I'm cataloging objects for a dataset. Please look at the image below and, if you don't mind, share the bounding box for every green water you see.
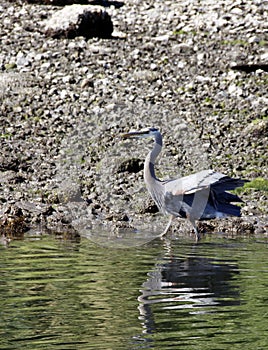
[0,233,267,350]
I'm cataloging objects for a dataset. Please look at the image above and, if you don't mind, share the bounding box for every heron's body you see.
[122,128,247,240]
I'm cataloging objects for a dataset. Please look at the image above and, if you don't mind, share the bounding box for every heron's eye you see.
[149,127,159,133]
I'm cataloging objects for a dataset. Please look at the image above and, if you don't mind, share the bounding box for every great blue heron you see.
[122,127,247,241]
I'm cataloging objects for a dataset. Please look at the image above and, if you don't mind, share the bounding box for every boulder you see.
[44,4,113,39]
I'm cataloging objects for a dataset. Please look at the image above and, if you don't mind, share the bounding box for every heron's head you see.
[121,127,160,139]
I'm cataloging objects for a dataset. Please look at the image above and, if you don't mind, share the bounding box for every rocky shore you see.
[0,0,267,241]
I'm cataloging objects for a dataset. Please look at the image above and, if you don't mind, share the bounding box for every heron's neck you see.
[144,132,162,183]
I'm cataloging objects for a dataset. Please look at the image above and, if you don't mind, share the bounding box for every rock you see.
[138,198,159,215]
[44,4,113,39]
[117,158,144,174]
[25,1,91,6]
[172,43,194,55]
[231,64,268,73]
[0,204,28,238]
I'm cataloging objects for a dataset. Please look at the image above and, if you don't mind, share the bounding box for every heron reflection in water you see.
[122,127,247,240]
[137,253,240,337]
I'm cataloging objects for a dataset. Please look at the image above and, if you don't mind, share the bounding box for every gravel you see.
[0,0,267,240]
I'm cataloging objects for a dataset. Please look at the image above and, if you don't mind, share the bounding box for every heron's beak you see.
[121,130,148,139]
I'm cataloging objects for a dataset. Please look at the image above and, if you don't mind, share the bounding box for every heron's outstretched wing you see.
[163,170,247,220]
[163,170,224,195]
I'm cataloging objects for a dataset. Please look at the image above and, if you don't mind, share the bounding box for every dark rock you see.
[89,0,124,8]
[138,199,159,214]
[0,204,28,238]
[231,64,268,73]
[117,158,144,173]
[25,0,89,5]
[0,155,20,172]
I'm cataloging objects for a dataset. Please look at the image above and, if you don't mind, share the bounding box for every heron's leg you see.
[160,215,174,237]
[189,219,201,242]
